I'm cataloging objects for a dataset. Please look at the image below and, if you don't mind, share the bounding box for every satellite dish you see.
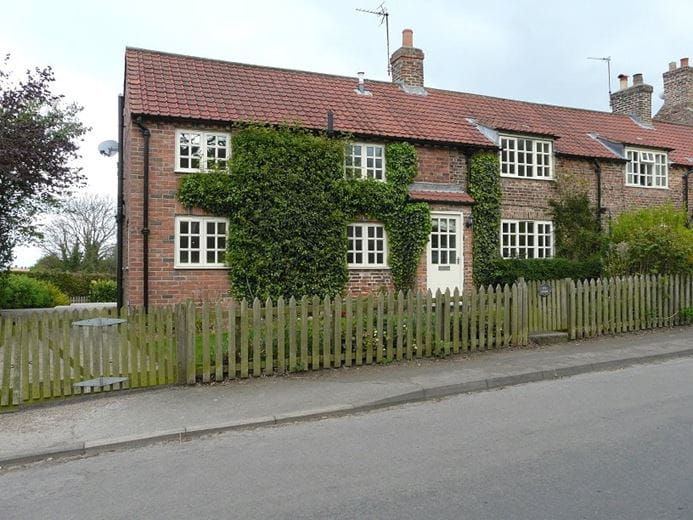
[98,140,119,157]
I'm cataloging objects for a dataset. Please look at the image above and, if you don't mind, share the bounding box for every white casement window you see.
[345,143,385,180]
[625,148,668,188]
[175,216,229,268]
[176,130,230,172]
[347,223,387,268]
[500,135,553,179]
[501,220,554,259]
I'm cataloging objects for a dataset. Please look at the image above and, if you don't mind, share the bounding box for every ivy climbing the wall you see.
[178,126,430,300]
[467,152,501,286]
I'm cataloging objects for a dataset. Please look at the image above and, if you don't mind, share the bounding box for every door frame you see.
[426,210,464,292]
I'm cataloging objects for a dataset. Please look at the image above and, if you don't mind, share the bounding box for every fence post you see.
[566,278,576,340]
[175,303,190,385]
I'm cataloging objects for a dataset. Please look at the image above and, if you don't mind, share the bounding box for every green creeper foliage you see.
[178,127,430,300]
[467,152,501,286]
[549,190,605,260]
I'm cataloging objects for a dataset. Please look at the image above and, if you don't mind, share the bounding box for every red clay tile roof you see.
[409,190,474,204]
[125,48,693,166]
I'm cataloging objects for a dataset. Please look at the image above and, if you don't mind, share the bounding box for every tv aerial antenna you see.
[356,3,391,76]
[587,56,612,105]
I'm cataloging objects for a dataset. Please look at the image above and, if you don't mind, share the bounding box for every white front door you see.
[427,212,464,293]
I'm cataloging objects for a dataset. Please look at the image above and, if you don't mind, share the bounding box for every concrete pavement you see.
[0,326,691,467]
[3,356,693,519]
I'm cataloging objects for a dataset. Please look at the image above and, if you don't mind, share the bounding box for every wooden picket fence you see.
[0,306,178,410]
[184,283,529,383]
[567,274,692,339]
[1,274,691,409]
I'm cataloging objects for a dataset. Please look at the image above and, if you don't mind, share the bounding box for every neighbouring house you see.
[118,29,693,307]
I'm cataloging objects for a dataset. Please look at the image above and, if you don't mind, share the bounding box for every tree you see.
[0,55,88,272]
[37,194,117,273]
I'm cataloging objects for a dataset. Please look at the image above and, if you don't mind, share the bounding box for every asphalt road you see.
[2,357,693,520]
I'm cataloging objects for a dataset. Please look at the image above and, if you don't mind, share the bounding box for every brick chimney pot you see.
[402,28,413,47]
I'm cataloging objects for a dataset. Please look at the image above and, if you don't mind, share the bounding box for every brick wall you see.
[123,122,475,304]
[122,117,690,305]
[500,156,689,223]
[414,144,467,188]
[122,117,231,306]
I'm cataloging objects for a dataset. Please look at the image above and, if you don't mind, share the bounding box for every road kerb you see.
[1,346,692,469]
[185,416,276,437]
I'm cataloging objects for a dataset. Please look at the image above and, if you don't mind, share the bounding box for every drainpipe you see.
[134,116,151,311]
[684,168,692,226]
[592,159,603,230]
[116,95,125,309]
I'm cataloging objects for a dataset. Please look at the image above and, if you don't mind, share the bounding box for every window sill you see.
[348,266,390,271]
[501,257,554,261]
[345,176,387,183]
[625,184,669,190]
[174,265,230,270]
[500,174,555,182]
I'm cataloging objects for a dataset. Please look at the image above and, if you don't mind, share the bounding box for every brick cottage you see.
[118,29,693,307]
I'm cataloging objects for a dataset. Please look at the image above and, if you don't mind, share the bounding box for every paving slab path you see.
[0,326,691,466]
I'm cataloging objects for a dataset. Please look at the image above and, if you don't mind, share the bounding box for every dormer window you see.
[176,130,230,172]
[345,143,385,180]
[499,135,553,179]
[625,148,668,188]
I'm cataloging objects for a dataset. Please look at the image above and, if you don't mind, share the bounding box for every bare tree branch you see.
[39,194,116,272]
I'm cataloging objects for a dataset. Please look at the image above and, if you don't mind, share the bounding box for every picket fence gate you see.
[1,274,691,409]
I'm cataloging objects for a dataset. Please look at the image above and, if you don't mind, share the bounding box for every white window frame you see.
[625,147,668,189]
[345,143,386,181]
[175,129,231,173]
[499,134,554,180]
[347,223,388,269]
[500,219,554,259]
[174,216,229,269]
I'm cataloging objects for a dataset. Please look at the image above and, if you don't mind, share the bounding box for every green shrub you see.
[605,204,693,276]
[89,279,117,302]
[46,283,70,306]
[488,257,603,286]
[19,270,115,297]
[0,274,69,309]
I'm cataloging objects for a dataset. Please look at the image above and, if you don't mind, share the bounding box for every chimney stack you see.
[390,28,425,88]
[655,57,693,126]
[611,72,653,125]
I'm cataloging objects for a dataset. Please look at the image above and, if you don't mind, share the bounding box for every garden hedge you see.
[17,270,115,297]
[0,274,69,309]
[488,257,603,286]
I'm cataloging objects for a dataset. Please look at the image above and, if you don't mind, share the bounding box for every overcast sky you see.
[3,0,692,266]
